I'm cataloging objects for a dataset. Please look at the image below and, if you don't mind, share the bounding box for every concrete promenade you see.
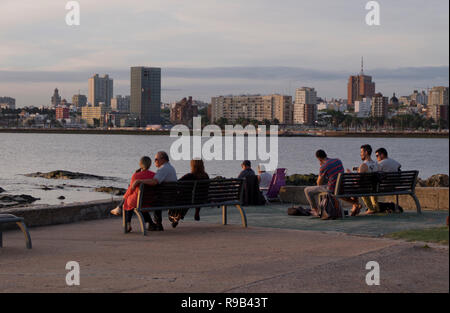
[1,216,448,293]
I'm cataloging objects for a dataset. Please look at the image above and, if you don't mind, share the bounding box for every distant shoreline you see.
[0,128,448,138]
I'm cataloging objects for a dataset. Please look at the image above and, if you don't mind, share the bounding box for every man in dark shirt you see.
[238,160,256,179]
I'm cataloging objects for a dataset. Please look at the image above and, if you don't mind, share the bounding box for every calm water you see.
[0,133,448,207]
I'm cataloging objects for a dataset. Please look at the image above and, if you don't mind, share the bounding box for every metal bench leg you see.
[410,193,422,214]
[134,209,147,236]
[16,222,32,249]
[222,205,227,225]
[235,205,248,228]
[0,231,3,248]
[122,208,127,234]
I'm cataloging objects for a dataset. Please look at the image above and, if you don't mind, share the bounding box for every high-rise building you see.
[88,74,113,107]
[130,67,161,126]
[56,106,70,120]
[0,96,16,110]
[371,93,388,118]
[428,86,449,122]
[293,87,317,125]
[347,58,376,106]
[170,96,198,127]
[355,98,372,118]
[51,88,61,107]
[111,95,131,113]
[72,94,87,108]
[410,90,428,106]
[210,94,292,124]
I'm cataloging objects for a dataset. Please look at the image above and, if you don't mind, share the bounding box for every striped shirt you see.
[319,158,344,192]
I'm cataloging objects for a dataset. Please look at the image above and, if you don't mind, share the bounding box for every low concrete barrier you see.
[280,186,449,211]
[1,199,121,228]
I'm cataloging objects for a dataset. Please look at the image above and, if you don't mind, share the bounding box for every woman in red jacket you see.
[111,156,155,232]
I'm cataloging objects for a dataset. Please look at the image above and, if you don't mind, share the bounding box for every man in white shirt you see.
[257,164,272,191]
[375,148,402,172]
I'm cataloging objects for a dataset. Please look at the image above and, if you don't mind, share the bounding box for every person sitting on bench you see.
[110,156,155,233]
[168,159,210,228]
[349,145,380,216]
[133,151,177,231]
[304,150,345,217]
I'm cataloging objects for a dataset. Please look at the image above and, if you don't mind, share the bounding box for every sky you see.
[0,0,448,107]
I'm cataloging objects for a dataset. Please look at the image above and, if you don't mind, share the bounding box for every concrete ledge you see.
[280,186,449,211]
[0,199,121,228]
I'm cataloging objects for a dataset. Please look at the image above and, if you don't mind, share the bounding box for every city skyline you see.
[0,0,448,107]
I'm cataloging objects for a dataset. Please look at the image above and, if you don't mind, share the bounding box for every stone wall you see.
[279,186,449,211]
[1,199,121,229]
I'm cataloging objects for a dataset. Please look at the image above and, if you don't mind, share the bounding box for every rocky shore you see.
[25,170,116,181]
[94,186,126,196]
[0,194,40,208]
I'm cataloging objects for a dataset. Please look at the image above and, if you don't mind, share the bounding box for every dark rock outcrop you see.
[286,174,319,186]
[25,170,112,180]
[0,187,5,193]
[94,186,126,196]
[0,194,40,208]
[417,174,449,187]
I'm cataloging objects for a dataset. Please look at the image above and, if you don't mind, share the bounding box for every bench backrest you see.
[138,179,244,209]
[334,170,419,197]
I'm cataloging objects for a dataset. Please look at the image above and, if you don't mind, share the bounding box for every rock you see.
[0,187,5,193]
[25,170,113,181]
[41,185,53,191]
[0,194,40,208]
[58,196,66,200]
[94,186,126,196]
[417,174,449,187]
[286,174,319,186]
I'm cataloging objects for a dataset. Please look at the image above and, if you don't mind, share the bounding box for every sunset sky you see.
[0,0,448,107]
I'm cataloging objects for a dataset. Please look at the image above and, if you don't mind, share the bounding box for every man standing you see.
[375,148,401,172]
[133,151,177,231]
[304,150,344,217]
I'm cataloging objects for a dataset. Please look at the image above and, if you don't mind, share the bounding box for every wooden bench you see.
[328,170,421,216]
[0,214,32,249]
[123,178,247,235]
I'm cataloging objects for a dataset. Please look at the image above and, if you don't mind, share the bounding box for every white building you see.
[355,97,372,118]
[293,87,317,125]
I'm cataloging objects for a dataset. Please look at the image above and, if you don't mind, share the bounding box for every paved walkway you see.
[198,204,448,237]
[0,216,448,293]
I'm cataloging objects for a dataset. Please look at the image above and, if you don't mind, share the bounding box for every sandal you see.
[351,204,362,216]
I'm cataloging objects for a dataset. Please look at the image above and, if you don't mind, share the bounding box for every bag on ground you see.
[319,193,342,219]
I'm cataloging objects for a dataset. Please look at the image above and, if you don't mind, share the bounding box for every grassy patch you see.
[387,227,449,245]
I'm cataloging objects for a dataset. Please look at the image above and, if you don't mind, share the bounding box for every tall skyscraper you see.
[293,87,317,125]
[130,67,161,126]
[51,88,61,107]
[88,74,113,107]
[347,58,376,106]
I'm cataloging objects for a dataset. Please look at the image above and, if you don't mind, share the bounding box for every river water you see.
[0,133,448,207]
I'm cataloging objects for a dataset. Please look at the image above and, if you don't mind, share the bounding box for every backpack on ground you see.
[319,193,342,219]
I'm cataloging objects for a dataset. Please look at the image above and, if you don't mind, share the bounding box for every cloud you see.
[0,66,447,83]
